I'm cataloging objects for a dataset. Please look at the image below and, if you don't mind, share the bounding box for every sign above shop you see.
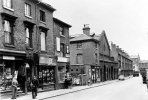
[39,57,56,65]
[3,56,15,60]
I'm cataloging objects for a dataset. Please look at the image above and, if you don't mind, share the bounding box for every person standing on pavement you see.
[11,76,18,99]
[31,76,39,99]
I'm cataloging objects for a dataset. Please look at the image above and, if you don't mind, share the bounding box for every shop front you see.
[38,56,56,90]
[91,66,100,83]
[0,50,26,92]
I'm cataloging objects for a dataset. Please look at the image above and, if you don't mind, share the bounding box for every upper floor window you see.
[77,42,82,49]
[56,37,60,51]
[25,27,32,48]
[25,3,31,17]
[40,10,45,22]
[76,54,83,64]
[3,0,12,9]
[95,42,97,49]
[40,31,46,51]
[60,27,64,36]
[60,43,65,57]
[95,53,98,63]
[4,20,14,45]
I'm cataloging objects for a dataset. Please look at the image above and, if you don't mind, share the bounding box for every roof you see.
[70,34,100,42]
[53,18,72,27]
[37,0,56,12]
[139,60,148,63]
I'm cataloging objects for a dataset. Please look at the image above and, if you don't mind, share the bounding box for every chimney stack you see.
[83,24,90,36]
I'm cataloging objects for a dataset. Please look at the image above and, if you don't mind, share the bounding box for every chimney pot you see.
[83,24,90,36]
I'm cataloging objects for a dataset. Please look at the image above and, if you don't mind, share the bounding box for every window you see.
[25,3,31,17]
[95,53,98,63]
[60,43,65,57]
[25,27,32,48]
[95,42,97,49]
[40,10,45,22]
[60,27,64,36]
[40,31,46,51]
[77,42,82,49]
[3,0,12,9]
[76,54,83,64]
[4,20,14,44]
[56,37,60,51]
[66,45,69,53]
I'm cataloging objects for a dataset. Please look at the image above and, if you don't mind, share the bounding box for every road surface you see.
[44,76,148,100]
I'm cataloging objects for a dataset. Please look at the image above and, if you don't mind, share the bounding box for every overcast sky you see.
[43,0,148,60]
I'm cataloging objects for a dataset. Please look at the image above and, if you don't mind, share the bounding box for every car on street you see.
[118,75,124,80]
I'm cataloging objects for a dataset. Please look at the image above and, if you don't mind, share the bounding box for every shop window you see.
[4,20,14,45]
[3,0,13,9]
[40,10,45,22]
[25,3,31,17]
[38,68,54,85]
[58,66,65,83]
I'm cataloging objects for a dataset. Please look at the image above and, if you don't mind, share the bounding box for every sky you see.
[43,0,148,60]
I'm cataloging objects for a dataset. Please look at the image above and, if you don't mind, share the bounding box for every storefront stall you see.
[0,50,26,92]
[38,56,56,90]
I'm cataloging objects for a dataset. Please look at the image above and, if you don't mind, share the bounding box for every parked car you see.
[118,75,124,80]
[133,71,139,77]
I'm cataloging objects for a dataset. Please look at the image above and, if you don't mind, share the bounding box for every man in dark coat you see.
[31,76,39,99]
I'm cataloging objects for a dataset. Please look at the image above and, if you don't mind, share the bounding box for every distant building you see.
[139,60,148,70]
[111,43,133,76]
[130,55,140,71]
[70,25,118,85]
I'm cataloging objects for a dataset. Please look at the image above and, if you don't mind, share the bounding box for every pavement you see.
[1,76,132,100]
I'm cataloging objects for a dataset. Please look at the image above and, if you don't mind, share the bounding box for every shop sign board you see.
[39,57,56,65]
[3,56,15,60]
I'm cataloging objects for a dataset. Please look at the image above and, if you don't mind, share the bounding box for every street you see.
[1,76,148,100]
[43,76,148,100]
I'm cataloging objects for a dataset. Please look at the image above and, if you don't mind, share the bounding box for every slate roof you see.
[70,33,101,42]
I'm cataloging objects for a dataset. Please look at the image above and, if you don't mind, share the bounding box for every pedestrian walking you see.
[31,76,39,99]
[11,76,18,99]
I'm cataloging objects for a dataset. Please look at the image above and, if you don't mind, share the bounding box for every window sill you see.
[3,6,14,12]
[25,15,32,19]
[40,21,46,24]
[4,43,15,48]
[26,47,33,50]
[76,48,82,50]
[60,35,65,38]
[41,50,47,53]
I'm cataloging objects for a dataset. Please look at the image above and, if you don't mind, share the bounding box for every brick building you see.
[111,43,133,77]
[0,0,70,92]
[130,55,140,72]
[139,60,148,72]
[53,17,71,88]
[70,25,118,85]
